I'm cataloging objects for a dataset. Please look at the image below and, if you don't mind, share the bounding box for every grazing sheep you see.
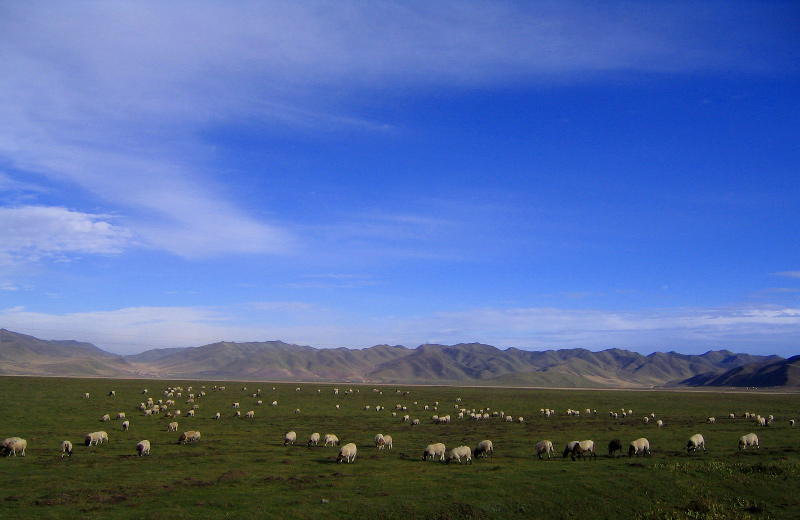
[628,438,650,457]
[423,443,447,461]
[402,414,410,422]
[738,433,759,450]
[246,411,255,418]
[758,417,767,427]
[337,443,357,464]
[643,417,649,425]
[116,412,126,420]
[791,419,796,427]
[571,440,596,461]
[82,392,90,399]
[213,413,220,420]
[168,422,179,432]
[375,434,385,448]
[284,431,297,446]
[271,401,278,406]
[61,440,73,458]
[535,440,555,460]
[323,434,340,447]
[505,416,513,422]
[608,439,623,457]
[84,432,106,446]
[562,441,579,458]
[178,431,201,444]
[474,439,493,459]
[136,440,150,456]
[234,411,241,417]
[411,419,420,426]
[122,420,130,431]
[686,434,706,453]
[446,445,472,465]
[109,391,115,396]
[379,435,393,450]
[101,414,110,422]
[3,438,27,457]
[308,432,320,446]
[656,420,664,428]
[729,413,735,419]
[707,417,716,424]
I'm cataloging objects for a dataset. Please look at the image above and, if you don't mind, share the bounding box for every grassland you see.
[1,376,799,520]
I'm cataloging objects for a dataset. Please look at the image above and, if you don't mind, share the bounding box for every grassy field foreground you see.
[1,376,799,519]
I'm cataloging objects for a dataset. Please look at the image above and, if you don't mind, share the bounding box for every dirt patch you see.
[218,469,248,482]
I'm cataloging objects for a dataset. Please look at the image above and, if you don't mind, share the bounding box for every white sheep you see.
[284,431,297,446]
[686,434,706,453]
[571,440,596,461]
[82,392,90,399]
[402,414,410,422]
[738,433,759,450]
[116,412,126,420]
[271,401,278,406]
[535,440,555,460]
[234,411,241,417]
[61,440,73,458]
[707,417,716,424]
[213,412,221,420]
[446,445,472,464]
[2,437,27,457]
[232,402,240,408]
[246,411,255,418]
[178,430,201,444]
[375,434,385,448]
[168,422,179,432]
[308,432,320,446]
[411,419,420,426]
[656,419,664,428]
[758,417,767,427]
[791,419,796,427]
[474,439,493,459]
[628,438,650,457]
[643,417,650,424]
[84,431,107,446]
[122,420,130,431]
[422,443,446,461]
[337,443,357,463]
[324,434,340,447]
[101,414,110,422]
[379,435,393,450]
[187,410,195,417]
[136,440,151,456]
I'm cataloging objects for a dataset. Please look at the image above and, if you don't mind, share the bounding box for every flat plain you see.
[1,376,799,520]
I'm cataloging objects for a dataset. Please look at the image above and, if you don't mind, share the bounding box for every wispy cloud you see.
[0,206,131,266]
[1,2,795,261]
[775,271,800,279]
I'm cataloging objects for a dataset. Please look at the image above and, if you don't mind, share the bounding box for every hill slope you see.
[0,329,791,387]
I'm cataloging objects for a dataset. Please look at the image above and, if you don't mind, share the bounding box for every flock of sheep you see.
[1,384,795,466]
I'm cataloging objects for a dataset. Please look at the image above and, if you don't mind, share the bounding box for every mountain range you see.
[0,328,796,388]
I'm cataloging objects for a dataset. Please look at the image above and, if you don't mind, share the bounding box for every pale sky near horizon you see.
[1,1,799,356]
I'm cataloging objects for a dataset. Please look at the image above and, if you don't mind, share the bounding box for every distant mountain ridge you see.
[0,328,793,388]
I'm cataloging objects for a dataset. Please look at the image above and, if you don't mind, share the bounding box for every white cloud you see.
[775,271,800,279]
[0,206,131,266]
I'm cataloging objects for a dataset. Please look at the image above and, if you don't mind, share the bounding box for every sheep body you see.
[308,432,320,446]
[738,433,759,450]
[323,434,340,446]
[178,430,201,444]
[687,434,706,453]
[337,443,357,463]
[422,443,446,461]
[535,440,554,459]
[2,437,26,457]
[284,431,297,446]
[474,439,493,459]
[446,445,472,464]
[167,422,179,432]
[136,440,150,456]
[628,438,650,457]
[61,440,73,458]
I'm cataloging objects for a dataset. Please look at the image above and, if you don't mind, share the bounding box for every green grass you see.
[1,376,799,519]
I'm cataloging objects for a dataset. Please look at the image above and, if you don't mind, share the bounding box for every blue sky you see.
[1,1,799,356]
